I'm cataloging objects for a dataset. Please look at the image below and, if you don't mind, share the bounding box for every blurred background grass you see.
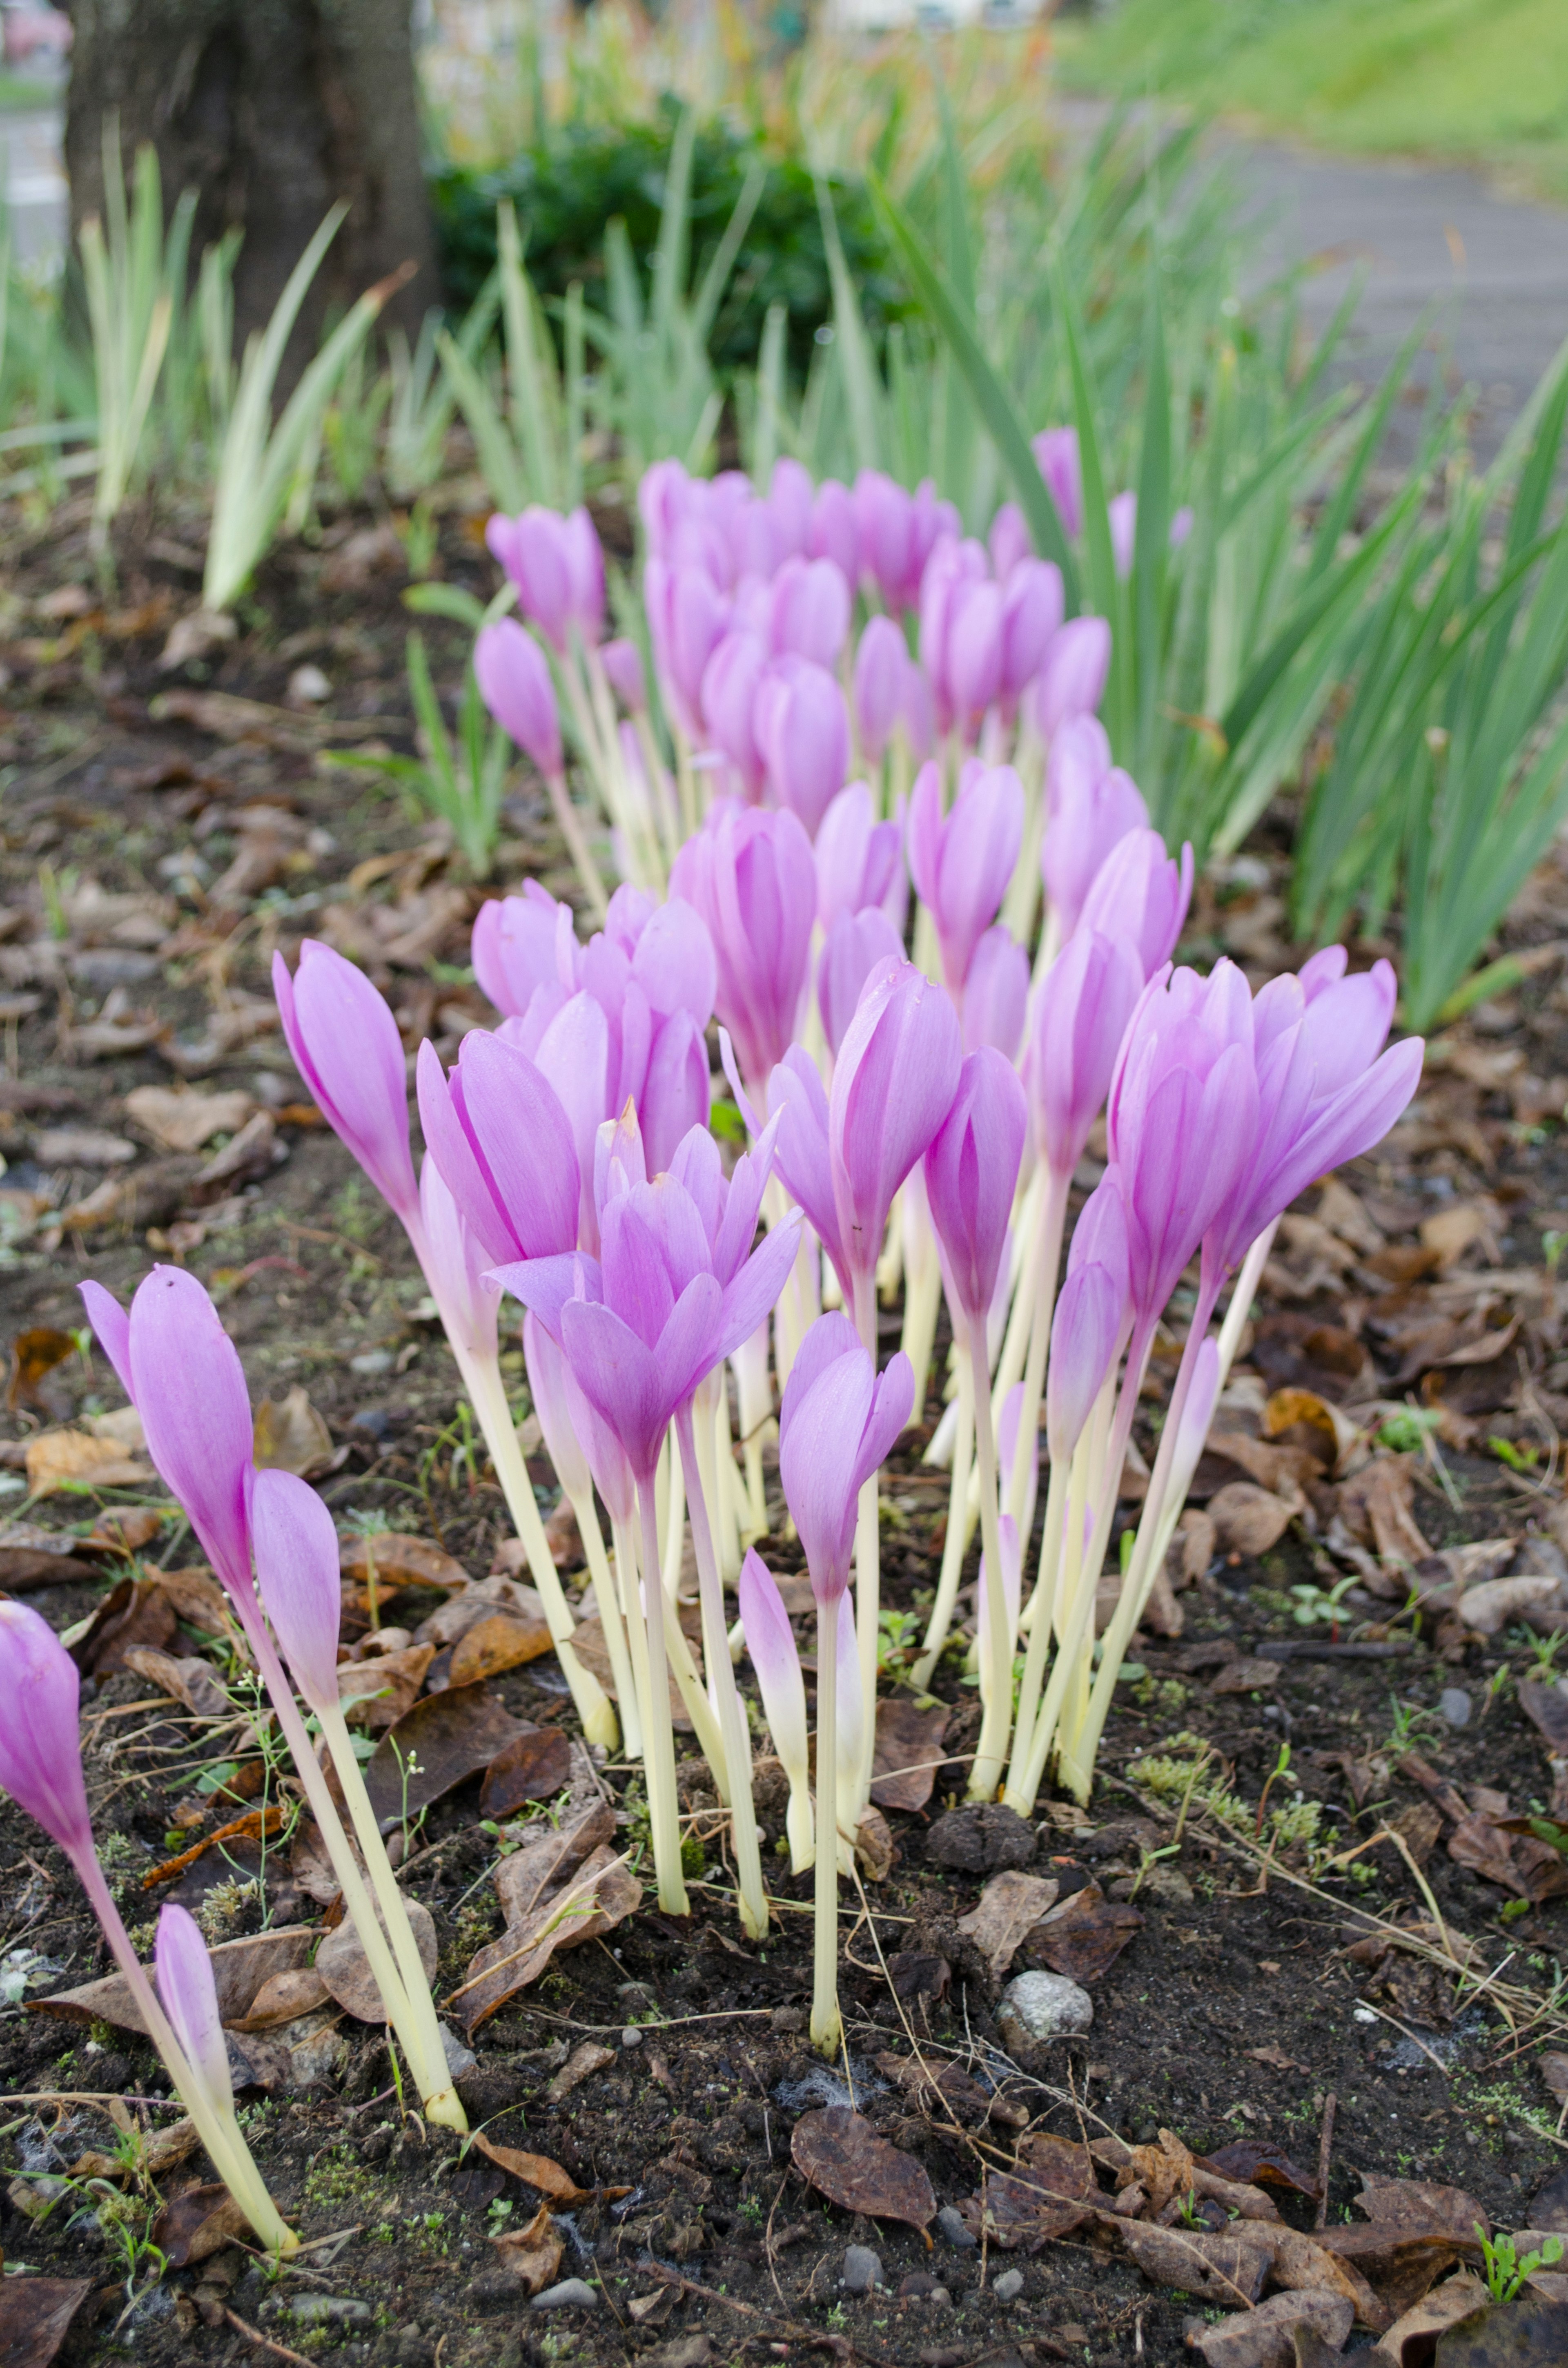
[1054,0,1568,203]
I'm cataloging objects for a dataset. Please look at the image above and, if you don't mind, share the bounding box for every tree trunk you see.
[64,0,436,363]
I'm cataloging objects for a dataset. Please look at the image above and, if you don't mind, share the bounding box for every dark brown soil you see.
[2,491,1568,2368]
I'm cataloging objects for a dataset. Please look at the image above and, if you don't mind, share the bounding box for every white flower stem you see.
[810,1594,842,2058]
[676,1403,768,1939]
[911,1352,973,1690]
[574,1486,641,1760]
[1001,1164,1070,1531]
[637,1478,690,1917]
[967,1326,1014,1801]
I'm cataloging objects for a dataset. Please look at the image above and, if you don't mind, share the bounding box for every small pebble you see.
[998,1969,1094,2042]
[936,2204,978,2250]
[993,2267,1025,2303]
[290,2298,372,2327]
[841,2245,882,2294]
[439,2021,477,2080]
[898,2272,938,2299]
[1439,1687,1472,1728]
[621,2025,643,2049]
[531,2279,599,2311]
[927,2285,953,2307]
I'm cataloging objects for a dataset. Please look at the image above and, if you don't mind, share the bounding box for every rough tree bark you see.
[64,0,436,357]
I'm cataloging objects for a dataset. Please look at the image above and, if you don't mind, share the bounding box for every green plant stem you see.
[811,1592,842,2058]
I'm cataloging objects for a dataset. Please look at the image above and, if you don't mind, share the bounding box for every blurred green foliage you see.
[430,105,910,382]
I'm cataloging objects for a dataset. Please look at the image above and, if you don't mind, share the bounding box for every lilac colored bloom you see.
[766,457,815,559]
[1107,961,1260,1322]
[1046,1260,1126,1462]
[1040,720,1148,939]
[701,629,768,799]
[1203,956,1422,1280]
[601,637,646,713]
[918,537,989,734]
[945,578,1004,738]
[769,556,851,670]
[1034,615,1112,739]
[777,1312,913,1601]
[155,1904,233,2109]
[908,480,963,601]
[853,615,910,767]
[1000,559,1064,709]
[831,958,963,1294]
[907,759,1025,994]
[80,1265,254,1599]
[738,1547,811,1860]
[1171,1334,1221,1485]
[1066,1169,1131,1289]
[645,558,729,739]
[526,1310,635,1529]
[419,1155,500,1369]
[754,657,851,838]
[641,1008,710,1172]
[471,881,576,1022]
[811,478,859,582]
[670,803,816,1094]
[475,617,562,775]
[250,1467,341,1716]
[853,470,915,608]
[486,505,604,650]
[273,940,420,1230]
[923,1048,1028,1331]
[416,1031,581,1268]
[763,1047,854,1295]
[0,1598,93,1859]
[961,923,1029,1060]
[1077,826,1194,977]
[1109,491,1138,580]
[814,780,907,934]
[819,907,904,1059]
[989,502,1031,584]
[1032,426,1083,541]
[1029,925,1145,1179]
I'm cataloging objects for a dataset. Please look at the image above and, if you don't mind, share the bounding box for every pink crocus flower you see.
[819,907,904,1059]
[474,617,562,775]
[754,657,851,839]
[922,1048,1028,1339]
[1032,426,1083,540]
[1028,925,1145,1182]
[486,505,605,650]
[814,780,907,936]
[768,555,851,670]
[670,803,816,1097]
[416,1031,581,1267]
[1040,718,1149,939]
[908,758,1025,995]
[1034,614,1112,739]
[778,1313,913,1603]
[273,939,420,1232]
[1077,825,1194,977]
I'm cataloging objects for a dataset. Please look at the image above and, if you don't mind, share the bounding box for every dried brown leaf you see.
[957,1871,1060,1977]
[0,2274,97,2367]
[120,1646,232,1720]
[25,1426,151,1496]
[869,1696,951,1811]
[1200,2143,1321,2199]
[478,1725,573,1818]
[790,2106,935,2229]
[1208,1483,1300,1557]
[1211,1656,1286,1696]
[1027,1878,1143,1981]
[252,1385,336,1479]
[337,1641,434,1732]
[152,2181,254,2268]
[447,1603,553,1686]
[1367,2271,1491,2368]
[123,1085,256,1153]
[490,2201,564,2295]
[470,2131,592,2205]
[1187,2291,1354,2368]
[1116,2219,1272,2306]
[315,1895,438,2024]
[362,1682,526,1826]
[34,1927,311,2032]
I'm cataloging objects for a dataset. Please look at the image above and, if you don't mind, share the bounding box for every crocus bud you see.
[1040,719,1147,940]
[811,478,859,583]
[475,617,562,775]
[472,882,577,1022]
[601,638,646,712]
[853,470,914,608]
[1034,614,1111,740]
[767,457,816,559]
[739,1548,813,1871]
[1046,1261,1125,1462]
[778,1313,913,1601]
[815,779,907,935]
[922,1047,1028,1333]
[525,1308,593,1507]
[988,502,1031,584]
[1032,426,1082,540]
[1109,491,1138,581]
[701,629,768,798]
[670,804,816,1095]
[769,555,851,670]
[907,759,1025,994]
[755,658,851,839]
[250,1466,343,1715]
[918,536,988,731]
[646,560,729,739]
[853,615,908,767]
[156,1904,234,2113]
[416,1032,580,1269]
[486,506,604,650]
[945,579,1004,738]
[642,1009,710,1173]
[962,923,1029,1060]
[819,907,904,1059]
[829,957,962,1293]
[1030,925,1145,1178]
[273,941,420,1229]
[0,1599,93,1861]
[1077,826,1193,978]
[1000,558,1064,707]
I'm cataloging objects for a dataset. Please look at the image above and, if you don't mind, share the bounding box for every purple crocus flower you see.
[1000,559,1064,711]
[474,617,562,776]
[601,636,646,712]
[907,759,1025,995]
[471,881,577,1021]
[829,957,964,1306]
[918,536,990,734]
[1077,826,1194,976]
[760,1047,854,1296]
[1046,1258,1128,1464]
[670,803,816,1096]
[1109,491,1138,581]
[273,941,420,1231]
[0,1598,94,1860]
[1107,961,1261,1323]
[853,614,911,767]
[778,1313,913,1601]
[155,1904,234,2108]
[961,923,1029,1060]
[1034,615,1111,739]
[486,505,605,650]
[819,907,904,1059]
[701,629,768,798]
[811,478,859,582]
[1032,426,1082,540]
[945,578,1005,739]
[645,557,730,740]
[922,1048,1028,1336]
[754,657,851,838]
[249,1466,343,1716]
[1040,720,1149,939]
[814,780,907,935]
[738,1547,813,1868]
[1028,925,1145,1180]
[768,555,851,670]
[853,471,915,608]
[416,1031,581,1267]
[989,502,1031,584]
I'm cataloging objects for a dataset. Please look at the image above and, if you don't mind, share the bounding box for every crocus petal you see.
[155,1904,234,2111]
[779,1346,875,1601]
[525,1310,593,1505]
[739,1549,808,1785]
[419,1155,500,1368]
[1047,1263,1124,1460]
[250,1467,342,1714]
[922,1048,1028,1328]
[80,1278,132,1399]
[0,1599,93,1859]
[127,1266,255,1600]
[273,942,419,1226]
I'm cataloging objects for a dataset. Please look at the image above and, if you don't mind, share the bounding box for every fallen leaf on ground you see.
[84,1507,164,1555]
[490,2201,563,2295]
[1201,2141,1321,2199]
[25,1426,151,1496]
[874,2051,1028,2131]
[570,1609,694,1725]
[1245,2045,1311,2076]
[123,1084,256,1153]
[0,1534,97,1588]
[1187,2290,1355,2368]
[315,1895,438,2024]
[546,2040,616,2103]
[34,1927,311,2031]
[152,2181,255,2268]
[1540,2054,1568,2107]
[0,2274,96,2367]
[252,1385,336,1478]
[479,1724,574,1816]
[790,2106,935,2229]
[362,1682,526,1826]
[452,1841,639,2031]
[1116,2220,1271,2307]
[71,2117,199,2181]
[957,1871,1061,1976]
[337,1641,434,1732]
[1519,1679,1568,1753]
[1312,2228,1471,2317]
[447,1603,553,1686]
[1208,1482,1301,1556]
[7,1325,78,1413]
[228,1967,332,2030]
[854,1802,896,1880]
[121,1646,232,1720]
[69,1574,178,1676]
[1356,2172,1490,2244]
[1268,2226,1388,2329]
[868,1696,951,1811]
[340,1530,469,1602]
[1458,1576,1561,1635]
[1368,2270,1490,2368]
[1447,1813,1524,1895]
[956,2165,1094,2251]
[1027,1877,1143,1981]
[1339,1457,1431,1568]
[1429,2296,1568,2366]
[142,1808,285,1889]
[226,2013,349,2096]
[471,2131,594,2204]
[1212,1656,1286,1696]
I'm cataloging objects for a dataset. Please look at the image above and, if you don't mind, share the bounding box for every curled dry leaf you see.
[853,1803,896,1881]
[1367,2271,1491,2368]
[143,1806,285,1889]
[336,1641,435,1731]
[1027,1879,1143,1982]
[1262,1385,1363,1476]
[470,2131,595,2205]
[1339,1457,1431,1569]
[153,2180,256,2268]
[1211,1657,1286,1697]
[1117,2221,1272,2308]
[479,1724,574,1817]
[546,2040,617,2103]
[71,2116,198,2181]
[789,2106,935,2230]
[1207,1483,1300,1557]
[7,1325,78,1413]
[25,1425,151,1496]
[1187,2290,1354,2368]
[447,1603,553,1687]
[340,1530,469,1599]
[363,1682,526,1827]
[123,1084,256,1153]
[34,1926,311,2033]
[316,1894,438,2025]
[0,2274,96,2368]
[226,2012,348,2096]
[1518,1679,1568,1753]
[1201,2141,1321,2199]
[252,1385,337,1479]
[121,1646,233,1721]
[1355,2171,1490,2244]
[1424,2296,1568,2368]
[1446,1813,1524,1895]
[957,1870,1060,1977]
[228,1967,332,2030]
[868,1696,951,1812]
[1457,1576,1561,1635]
[453,1842,639,2032]
[491,2201,564,2296]
[68,1575,178,1677]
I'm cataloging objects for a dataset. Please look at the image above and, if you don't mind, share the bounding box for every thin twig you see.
[1314,2092,1336,2230]
[223,2308,316,2368]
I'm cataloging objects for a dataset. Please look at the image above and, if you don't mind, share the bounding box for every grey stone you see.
[927,2285,953,2307]
[439,2020,477,2080]
[841,2245,882,2294]
[998,1970,1094,2042]
[531,2278,599,2311]
[1439,1687,1472,1728]
[621,2025,644,2049]
[289,2297,373,2327]
[993,2267,1025,2303]
[936,2204,978,2250]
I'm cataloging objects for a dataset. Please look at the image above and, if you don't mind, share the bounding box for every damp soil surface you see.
[2,491,1568,2367]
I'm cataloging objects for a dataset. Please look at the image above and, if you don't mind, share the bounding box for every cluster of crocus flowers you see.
[105,435,1425,2065]
[0,1599,296,2250]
